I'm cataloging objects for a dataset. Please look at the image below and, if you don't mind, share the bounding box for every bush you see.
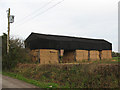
[13,64,119,88]
[2,33,32,70]
[112,52,120,57]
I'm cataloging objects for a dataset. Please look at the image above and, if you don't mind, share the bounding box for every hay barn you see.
[25,32,112,64]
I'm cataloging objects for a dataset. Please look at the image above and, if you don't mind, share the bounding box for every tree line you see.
[112,52,120,57]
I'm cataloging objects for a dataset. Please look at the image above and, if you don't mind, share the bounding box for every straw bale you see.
[40,49,59,64]
[101,50,112,60]
[90,50,99,61]
[30,49,39,62]
[60,49,64,56]
[76,50,88,62]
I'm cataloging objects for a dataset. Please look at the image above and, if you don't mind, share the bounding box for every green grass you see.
[79,57,120,64]
[112,57,120,62]
[2,72,60,88]
[75,57,119,64]
[92,60,118,64]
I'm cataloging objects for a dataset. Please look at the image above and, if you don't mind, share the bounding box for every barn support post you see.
[74,50,76,62]
[38,49,40,63]
[99,50,102,60]
[88,50,90,61]
[58,49,61,63]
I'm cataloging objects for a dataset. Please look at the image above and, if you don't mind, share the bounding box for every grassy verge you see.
[2,58,119,88]
[3,63,119,88]
[2,71,60,88]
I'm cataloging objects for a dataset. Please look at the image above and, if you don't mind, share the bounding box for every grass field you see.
[112,57,120,61]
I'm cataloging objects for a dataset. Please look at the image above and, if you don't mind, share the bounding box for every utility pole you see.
[7,8,14,54]
[7,8,10,54]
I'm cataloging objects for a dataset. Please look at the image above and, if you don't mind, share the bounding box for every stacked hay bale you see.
[62,50,75,63]
[107,50,112,59]
[76,50,88,62]
[60,49,64,56]
[40,49,59,64]
[90,50,99,61]
[101,50,112,60]
[30,49,39,62]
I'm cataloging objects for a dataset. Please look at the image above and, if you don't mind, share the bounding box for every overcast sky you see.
[0,0,119,52]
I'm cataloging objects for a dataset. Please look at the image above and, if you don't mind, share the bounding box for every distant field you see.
[91,57,119,64]
[112,57,119,61]
[73,57,119,64]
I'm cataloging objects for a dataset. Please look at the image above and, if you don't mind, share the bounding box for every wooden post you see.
[7,8,10,54]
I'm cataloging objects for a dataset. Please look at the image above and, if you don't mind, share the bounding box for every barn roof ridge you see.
[30,32,107,42]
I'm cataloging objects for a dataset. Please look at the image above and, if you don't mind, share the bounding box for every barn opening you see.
[61,50,76,63]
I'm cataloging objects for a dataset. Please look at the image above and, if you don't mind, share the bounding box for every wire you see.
[18,0,54,22]
[13,0,55,28]
[13,0,64,29]
[27,0,64,21]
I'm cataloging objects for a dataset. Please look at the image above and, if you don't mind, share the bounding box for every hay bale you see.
[101,50,112,60]
[76,50,88,62]
[90,50,99,61]
[40,49,59,64]
[30,49,39,62]
[60,49,64,56]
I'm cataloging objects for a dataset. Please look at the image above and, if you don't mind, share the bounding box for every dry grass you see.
[10,62,119,88]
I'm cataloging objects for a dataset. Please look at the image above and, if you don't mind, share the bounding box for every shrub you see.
[2,33,32,70]
[13,64,119,88]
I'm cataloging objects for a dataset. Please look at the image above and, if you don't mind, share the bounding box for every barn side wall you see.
[90,50,100,61]
[101,50,112,60]
[40,49,59,64]
[76,50,88,62]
